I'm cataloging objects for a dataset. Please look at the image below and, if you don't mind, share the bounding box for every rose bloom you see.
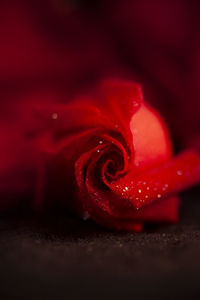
[1,79,200,231]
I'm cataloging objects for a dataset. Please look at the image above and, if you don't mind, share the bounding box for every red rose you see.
[24,79,199,232]
[1,79,200,231]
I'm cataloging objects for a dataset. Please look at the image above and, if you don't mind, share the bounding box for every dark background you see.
[0,189,200,300]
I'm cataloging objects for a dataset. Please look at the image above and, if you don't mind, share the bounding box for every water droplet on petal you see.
[133,102,139,107]
[138,189,142,193]
[157,194,161,198]
[52,113,58,119]
[177,170,183,176]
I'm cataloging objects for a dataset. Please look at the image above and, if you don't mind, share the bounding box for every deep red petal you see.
[110,150,200,209]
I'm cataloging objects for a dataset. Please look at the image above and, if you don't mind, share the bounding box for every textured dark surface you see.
[0,189,200,300]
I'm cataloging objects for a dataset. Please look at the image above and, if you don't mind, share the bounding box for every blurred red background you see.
[1,0,200,149]
[0,0,200,204]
